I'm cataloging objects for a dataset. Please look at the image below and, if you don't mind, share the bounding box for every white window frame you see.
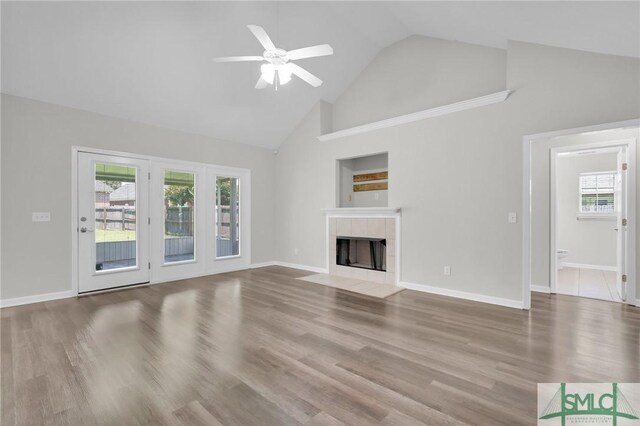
[577,171,616,219]
[150,161,205,284]
[205,167,251,273]
[214,175,242,260]
[161,167,198,266]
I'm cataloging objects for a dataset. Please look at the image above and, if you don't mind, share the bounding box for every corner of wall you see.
[319,100,333,135]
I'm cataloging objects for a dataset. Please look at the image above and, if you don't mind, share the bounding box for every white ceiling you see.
[2,2,639,149]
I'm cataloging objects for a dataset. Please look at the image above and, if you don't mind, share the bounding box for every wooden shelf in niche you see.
[354,182,388,192]
[353,170,388,192]
[353,171,388,182]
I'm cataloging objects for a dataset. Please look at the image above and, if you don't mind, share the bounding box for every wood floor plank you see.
[1,266,638,425]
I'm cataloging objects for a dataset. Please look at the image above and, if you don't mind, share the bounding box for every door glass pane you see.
[94,163,137,271]
[216,177,240,257]
[164,170,195,263]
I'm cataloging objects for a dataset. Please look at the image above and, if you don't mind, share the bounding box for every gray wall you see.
[557,153,617,267]
[332,35,508,131]
[275,36,640,303]
[1,94,275,300]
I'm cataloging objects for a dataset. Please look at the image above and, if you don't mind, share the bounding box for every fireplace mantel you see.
[322,207,401,217]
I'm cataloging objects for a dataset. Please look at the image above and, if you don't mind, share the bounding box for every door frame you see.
[549,140,634,298]
[77,152,151,293]
[71,146,252,296]
[522,119,639,309]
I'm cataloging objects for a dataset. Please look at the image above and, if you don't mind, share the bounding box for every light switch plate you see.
[32,212,50,222]
[444,266,451,276]
[508,212,517,224]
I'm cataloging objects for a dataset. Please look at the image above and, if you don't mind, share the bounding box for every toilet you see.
[557,249,569,270]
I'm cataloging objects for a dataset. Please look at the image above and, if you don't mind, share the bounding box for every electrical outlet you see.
[32,212,50,222]
[374,192,379,200]
[508,212,517,224]
[444,266,451,276]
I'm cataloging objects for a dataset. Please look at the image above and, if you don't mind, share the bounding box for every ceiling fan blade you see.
[212,56,264,63]
[248,25,276,51]
[255,76,269,89]
[288,63,322,87]
[287,44,333,61]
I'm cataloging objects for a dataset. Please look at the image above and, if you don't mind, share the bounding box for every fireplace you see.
[326,214,398,285]
[336,237,386,272]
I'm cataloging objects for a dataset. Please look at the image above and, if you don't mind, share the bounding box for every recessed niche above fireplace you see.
[337,153,388,208]
[336,237,386,272]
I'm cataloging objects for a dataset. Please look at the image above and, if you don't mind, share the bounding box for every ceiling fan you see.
[213,25,333,90]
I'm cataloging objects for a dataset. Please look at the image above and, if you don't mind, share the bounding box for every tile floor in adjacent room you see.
[556,267,622,302]
[298,273,404,298]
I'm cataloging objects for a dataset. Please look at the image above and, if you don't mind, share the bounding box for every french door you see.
[77,152,150,293]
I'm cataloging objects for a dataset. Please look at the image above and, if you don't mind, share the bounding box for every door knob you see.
[80,227,94,233]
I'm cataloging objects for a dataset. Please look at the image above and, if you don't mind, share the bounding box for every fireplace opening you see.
[336,237,386,271]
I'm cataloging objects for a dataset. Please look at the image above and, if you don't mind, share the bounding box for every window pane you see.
[164,170,195,263]
[596,173,615,189]
[581,194,598,212]
[596,193,614,213]
[580,175,597,192]
[216,177,240,257]
[95,163,137,271]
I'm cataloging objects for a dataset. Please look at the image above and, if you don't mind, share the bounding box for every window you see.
[579,172,615,214]
[216,176,240,257]
[94,163,137,271]
[164,170,195,263]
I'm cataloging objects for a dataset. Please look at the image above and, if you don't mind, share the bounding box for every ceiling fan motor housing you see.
[264,49,288,65]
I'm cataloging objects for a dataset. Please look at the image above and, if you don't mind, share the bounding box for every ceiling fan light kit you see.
[213,24,333,90]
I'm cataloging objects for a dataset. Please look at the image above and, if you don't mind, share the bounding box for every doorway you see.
[551,145,627,302]
[77,152,150,293]
[523,120,638,310]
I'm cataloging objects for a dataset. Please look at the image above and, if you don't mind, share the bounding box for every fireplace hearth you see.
[336,237,386,272]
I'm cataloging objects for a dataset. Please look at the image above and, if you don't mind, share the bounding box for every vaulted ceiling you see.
[2,2,638,148]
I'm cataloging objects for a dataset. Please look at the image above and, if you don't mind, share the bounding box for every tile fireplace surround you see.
[324,208,401,285]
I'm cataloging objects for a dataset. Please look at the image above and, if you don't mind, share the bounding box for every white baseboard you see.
[562,262,616,272]
[398,281,524,309]
[0,290,76,309]
[250,261,277,269]
[531,285,551,294]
